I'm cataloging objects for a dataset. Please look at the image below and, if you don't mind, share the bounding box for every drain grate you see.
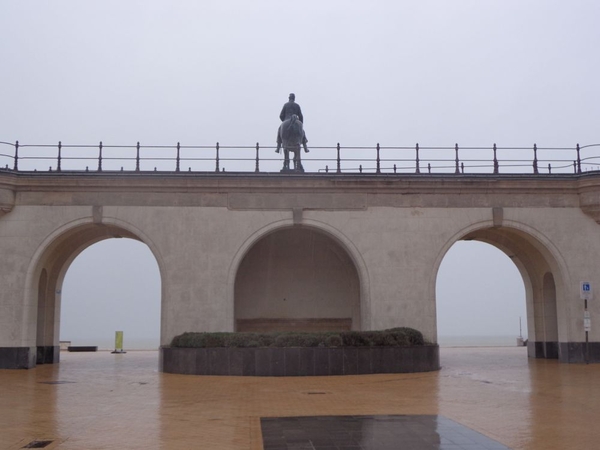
[22,441,53,449]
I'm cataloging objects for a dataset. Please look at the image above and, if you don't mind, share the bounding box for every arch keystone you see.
[92,205,103,224]
[492,207,503,227]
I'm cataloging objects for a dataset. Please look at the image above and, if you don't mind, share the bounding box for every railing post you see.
[454,143,460,174]
[336,143,341,173]
[176,142,180,172]
[493,143,499,174]
[576,143,582,174]
[13,140,19,171]
[255,142,260,173]
[136,142,140,172]
[215,142,220,172]
[376,143,381,174]
[533,143,538,174]
[57,141,62,172]
[415,143,420,174]
[98,141,103,172]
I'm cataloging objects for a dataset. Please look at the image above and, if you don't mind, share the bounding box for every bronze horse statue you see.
[276,114,309,172]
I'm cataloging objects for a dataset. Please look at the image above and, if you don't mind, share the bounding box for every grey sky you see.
[3,1,598,345]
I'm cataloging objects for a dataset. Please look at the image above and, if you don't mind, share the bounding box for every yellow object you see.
[115,331,123,351]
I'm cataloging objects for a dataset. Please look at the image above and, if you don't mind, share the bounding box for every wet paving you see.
[1,347,599,449]
[261,415,510,449]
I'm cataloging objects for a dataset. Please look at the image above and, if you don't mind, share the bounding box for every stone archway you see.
[433,222,565,359]
[234,226,361,332]
[28,221,163,365]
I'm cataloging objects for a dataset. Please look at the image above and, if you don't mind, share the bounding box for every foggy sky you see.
[3,1,598,345]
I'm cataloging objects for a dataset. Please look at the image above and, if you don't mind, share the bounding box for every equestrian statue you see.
[276,93,309,172]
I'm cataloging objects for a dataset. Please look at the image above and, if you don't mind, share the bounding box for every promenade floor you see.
[1,347,599,449]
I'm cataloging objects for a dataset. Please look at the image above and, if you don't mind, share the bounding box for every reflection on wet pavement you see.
[261,415,510,449]
[1,347,599,449]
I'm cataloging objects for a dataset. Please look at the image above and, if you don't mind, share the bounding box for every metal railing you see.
[1,141,599,175]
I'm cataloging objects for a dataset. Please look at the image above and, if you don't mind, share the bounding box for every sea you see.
[64,335,524,351]
[438,335,524,347]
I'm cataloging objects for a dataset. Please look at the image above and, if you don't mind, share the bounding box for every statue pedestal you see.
[280,167,304,174]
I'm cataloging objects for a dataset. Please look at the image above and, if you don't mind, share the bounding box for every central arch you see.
[231,221,368,333]
[431,220,567,359]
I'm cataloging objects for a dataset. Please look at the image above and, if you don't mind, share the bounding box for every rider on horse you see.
[276,93,309,154]
[280,93,304,123]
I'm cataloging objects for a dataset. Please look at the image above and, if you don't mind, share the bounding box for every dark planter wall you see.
[160,345,439,376]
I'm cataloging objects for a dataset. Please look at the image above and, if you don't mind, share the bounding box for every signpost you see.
[580,282,592,364]
[584,311,591,332]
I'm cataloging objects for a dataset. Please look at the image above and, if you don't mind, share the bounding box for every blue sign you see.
[581,281,593,300]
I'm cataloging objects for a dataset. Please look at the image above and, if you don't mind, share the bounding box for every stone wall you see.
[161,345,440,376]
[1,172,600,368]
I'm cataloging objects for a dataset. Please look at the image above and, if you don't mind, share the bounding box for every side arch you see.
[225,218,372,331]
[430,219,569,359]
[23,216,166,364]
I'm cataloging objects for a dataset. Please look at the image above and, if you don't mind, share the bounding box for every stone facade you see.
[1,172,600,368]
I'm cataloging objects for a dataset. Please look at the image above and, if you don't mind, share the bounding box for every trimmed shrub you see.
[171,331,228,348]
[169,327,428,348]
[224,332,256,347]
[385,327,425,345]
[274,333,305,347]
[340,331,370,347]
[324,334,343,347]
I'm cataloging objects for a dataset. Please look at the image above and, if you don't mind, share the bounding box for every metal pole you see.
[13,141,19,171]
[454,143,460,174]
[98,141,103,172]
[215,142,220,172]
[415,143,420,174]
[493,143,499,174]
[585,298,589,364]
[255,142,260,173]
[136,142,140,172]
[57,141,62,172]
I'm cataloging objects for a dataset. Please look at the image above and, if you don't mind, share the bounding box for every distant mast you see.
[519,317,522,339]
[517,317,526,347]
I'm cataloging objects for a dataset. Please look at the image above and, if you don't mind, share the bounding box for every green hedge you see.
[170,327,427,348]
